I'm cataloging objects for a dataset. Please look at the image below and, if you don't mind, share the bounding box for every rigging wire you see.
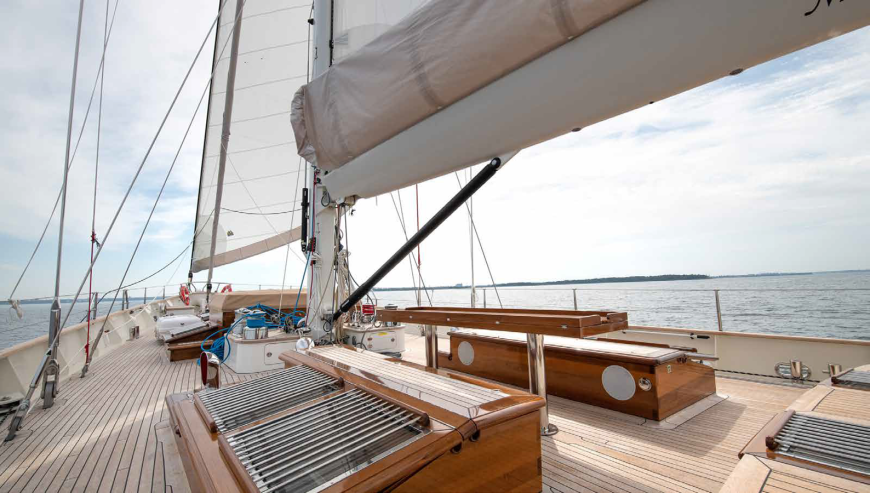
[6,308,92,334]
[55,0,238,336]
[277,157,306,313]
[454,171,503,308]
[87,0,111,362]
[91,53,214,358]
[391,192,419,294]
[276,4,313,317]
[221,206,301,215]
[415,184,421,306]
[80,209,216,308]
[223,151,305,264]
[6,0,123,303]
[389,192,433,306]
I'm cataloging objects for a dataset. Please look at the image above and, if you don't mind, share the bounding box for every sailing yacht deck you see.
[0,332,858,493]
[0,336,272,493]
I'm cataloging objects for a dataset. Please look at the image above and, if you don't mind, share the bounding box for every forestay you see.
[192,0,311,273]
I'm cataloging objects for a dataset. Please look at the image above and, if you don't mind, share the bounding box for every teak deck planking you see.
[0,334,845,493]
[0,337,272,493]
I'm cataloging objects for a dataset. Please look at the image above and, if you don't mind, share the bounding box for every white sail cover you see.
[292,0,644,170]
[332,0,432,63]
[192,0,311,273]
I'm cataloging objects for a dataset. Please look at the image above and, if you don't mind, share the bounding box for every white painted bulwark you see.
[0,297,184,403]
[600,326,870,380]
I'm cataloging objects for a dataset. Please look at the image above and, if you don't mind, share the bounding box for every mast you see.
[205,0,245,306]
[307,0,337,339]
[42,0,86,409]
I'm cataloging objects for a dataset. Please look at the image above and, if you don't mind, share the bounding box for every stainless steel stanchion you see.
[424,325,439,369]
[527,333,558,436]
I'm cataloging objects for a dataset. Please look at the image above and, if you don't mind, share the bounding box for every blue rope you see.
[197,254,311,365]
[198,323,237,365]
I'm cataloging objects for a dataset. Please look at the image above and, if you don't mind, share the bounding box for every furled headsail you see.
[191,0,311,273]
[292,0,870,200]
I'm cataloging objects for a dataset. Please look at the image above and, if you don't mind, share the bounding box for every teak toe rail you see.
[377,306,627,338]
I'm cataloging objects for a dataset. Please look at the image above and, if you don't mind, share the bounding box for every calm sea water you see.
[0,300,135,351]
[372,271,870,341]
[2,272,868,351]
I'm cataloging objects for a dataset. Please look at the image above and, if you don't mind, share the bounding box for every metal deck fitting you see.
[774,413,870,476]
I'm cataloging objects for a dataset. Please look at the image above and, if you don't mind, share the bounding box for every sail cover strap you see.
[291,0,645,172]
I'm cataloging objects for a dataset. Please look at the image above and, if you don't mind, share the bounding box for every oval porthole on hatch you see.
[601,365,636,401]
[458,341,475,366]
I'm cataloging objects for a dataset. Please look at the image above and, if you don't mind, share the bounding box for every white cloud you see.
[2,3,869,300]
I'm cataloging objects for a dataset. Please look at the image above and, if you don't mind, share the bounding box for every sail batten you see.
[192,0,311,273]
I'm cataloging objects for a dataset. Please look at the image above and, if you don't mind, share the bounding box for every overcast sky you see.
[2,0,869,301]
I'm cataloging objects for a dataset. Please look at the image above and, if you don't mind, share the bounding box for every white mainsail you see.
[192,0,312,273]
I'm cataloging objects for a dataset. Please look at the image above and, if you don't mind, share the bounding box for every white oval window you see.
[601,365,636,401]
[458,341,475,366]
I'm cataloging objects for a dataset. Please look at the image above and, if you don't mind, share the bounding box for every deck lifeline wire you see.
[225,388,429,493]
[199,365,340,433]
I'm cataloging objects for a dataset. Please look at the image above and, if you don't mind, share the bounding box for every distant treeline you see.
[714,272,812,279]
[373,274,710,292]
[5,270,866,302]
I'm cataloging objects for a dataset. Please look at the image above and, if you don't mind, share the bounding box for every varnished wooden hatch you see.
[167,344,545,493]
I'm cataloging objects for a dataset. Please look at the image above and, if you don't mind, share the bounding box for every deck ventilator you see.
[198,365,341,433]
[223,388,429,493]
[771,413,870,476]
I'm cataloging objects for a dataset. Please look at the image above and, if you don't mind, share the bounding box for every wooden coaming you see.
[166,340,215,362]
[164,324,216,345]
[168,394,244,493]
[392,411,543,493]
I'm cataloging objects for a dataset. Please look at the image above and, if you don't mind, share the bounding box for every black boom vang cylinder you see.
[333,157,503,321]
[301,187,309,252]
